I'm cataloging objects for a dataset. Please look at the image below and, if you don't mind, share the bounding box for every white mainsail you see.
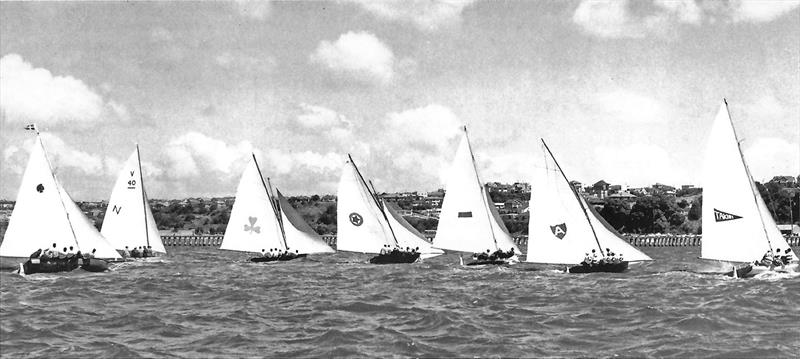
[526,140,650,264]
[101,147,166,253]
[336,157,397,254]
[433,128,520,254]
[0,135,120,260]
[700,101,795,262]
[383,201,444,259]
[220,155,286,253]
[276,190,335,254]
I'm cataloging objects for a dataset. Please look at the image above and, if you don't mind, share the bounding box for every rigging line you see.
[251,154,287,250]
[348,154,399,246]
[723,99,774,254]
[136,145,150,247]
[265,177,288,250]
[37,133,80,248]
[541,139,604,254]
[462,127,500,250]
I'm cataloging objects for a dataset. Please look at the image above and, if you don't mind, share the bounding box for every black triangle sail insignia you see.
[713,208,742,222]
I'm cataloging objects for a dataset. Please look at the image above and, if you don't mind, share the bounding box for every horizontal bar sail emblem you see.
[713,208,742,222]
[458,211,472,218]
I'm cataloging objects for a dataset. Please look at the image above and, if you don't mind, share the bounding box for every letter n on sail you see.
[550,223,567,239]
[713,208,742,222]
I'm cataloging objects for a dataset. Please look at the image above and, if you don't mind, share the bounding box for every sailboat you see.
[700,100,798,277]
[101,145,166,258]
[0,127,121,274]
[336,155,440,264]
[220,154,333,262]
[525,139,652,273]
[432,126,521,265]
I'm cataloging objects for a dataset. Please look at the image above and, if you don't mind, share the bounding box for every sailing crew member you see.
[582,253,592,266]
[781,249,793,265]
[773,249,783,266]
[85,249,96,259]
[46,243,58,257]
[122,246,131,257]
[591,249,598,264]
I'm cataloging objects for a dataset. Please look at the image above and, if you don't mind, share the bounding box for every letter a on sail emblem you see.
[550,223,567,239]
[713,208,742,222]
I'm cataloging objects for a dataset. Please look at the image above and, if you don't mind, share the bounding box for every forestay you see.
[433,129,520,254]
[383,201,444,259]
[57,181,122,260]
[101,147,166,254]
[700,102,795,262]
[336,158,397,254]
[221,156,285,253]
[277,191,334,254]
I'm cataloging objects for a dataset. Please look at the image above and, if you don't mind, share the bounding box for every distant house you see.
[607,191,637,202]
[608,184,622,195]
[592,180,610,198]
[652,183,676,195]
[777,224,799,235]
[570,180,584,193]
[770,176,797,185]
[681,185,695,190]
[423,197,442,208]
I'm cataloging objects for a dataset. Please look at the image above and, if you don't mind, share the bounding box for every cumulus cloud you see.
[592,90,669,123]
[215,51,276,74]
[347,0,477,31]
[2,134,104,175]
[0,54,129,125]
[572,0,800,39]
[234,0,272,20]
[164,132,255,179]
[310,31,397,84]
[296,103,352,128]
[742,94,788,121]
[743,138,800,181]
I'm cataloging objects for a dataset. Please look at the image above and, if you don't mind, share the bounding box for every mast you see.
[541,139,604,254]
[347,154,399,247]
[723,99,774,254]
[463,126,500,250]
[136,144,150,247]
[251,154,288,249]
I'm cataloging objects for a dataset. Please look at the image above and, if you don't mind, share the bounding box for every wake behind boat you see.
[699,100,798,278]
[0,126,121,275]
[525,139,652,274]
[101,145,167,260]
[432,127,520,266]
[220,154,334,263]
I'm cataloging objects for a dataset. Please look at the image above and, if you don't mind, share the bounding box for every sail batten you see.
[433,128,520,254]
[701,101,795,262]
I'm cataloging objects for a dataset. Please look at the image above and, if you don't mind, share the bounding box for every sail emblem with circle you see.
[550,223,567,239]
[713,208,742,222]
[349,212,363,226]
[244,216,261,234]
[36,184,44,193]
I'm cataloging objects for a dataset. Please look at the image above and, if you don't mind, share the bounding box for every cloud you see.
[572,0,800,39]
[2,134,105,175]
[164,132,255,179]
[347,0,477,31]
[592,90,669,123]
[296,103,352,128]
[150,26,174,43]
[215,51,276,73]
[742,94,788,121]
[732,0,800,23]
[234,0,272,20]
[593,143,682,186]
[743,137,800,181]
[310,31,397,84]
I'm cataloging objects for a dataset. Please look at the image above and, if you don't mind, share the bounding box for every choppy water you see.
[1,246,799,358]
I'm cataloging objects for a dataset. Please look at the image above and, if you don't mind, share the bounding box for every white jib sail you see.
[433,129,520,254]
[101,147,165,253]
[0,136,79,258]
[700,102,792,262]
[277,191,335,254]
[383,200,444,258]
[582,196,652,262]
[57,180,122,260]
[336,158,396,254]
[220,155,285,253]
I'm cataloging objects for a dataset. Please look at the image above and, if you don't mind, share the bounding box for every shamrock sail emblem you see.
[244,216,261,234]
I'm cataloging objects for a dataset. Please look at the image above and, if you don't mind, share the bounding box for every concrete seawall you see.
[162,234,800,248]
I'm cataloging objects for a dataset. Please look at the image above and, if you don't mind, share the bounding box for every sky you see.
[0,0,798,200]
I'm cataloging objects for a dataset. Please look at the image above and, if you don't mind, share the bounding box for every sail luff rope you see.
[136,145,151,247]
[348,154,399,247]
[463,127,500,251]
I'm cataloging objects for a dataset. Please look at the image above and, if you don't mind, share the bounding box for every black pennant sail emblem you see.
[713,208,742,222]
[550,223,567,239]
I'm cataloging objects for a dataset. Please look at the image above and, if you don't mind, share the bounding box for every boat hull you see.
[250,254,308,263]
[568,261,629,273]
[466,259,509,266]
[369,252,420,264]
[21,257,109,275]
[748,262,799,276]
